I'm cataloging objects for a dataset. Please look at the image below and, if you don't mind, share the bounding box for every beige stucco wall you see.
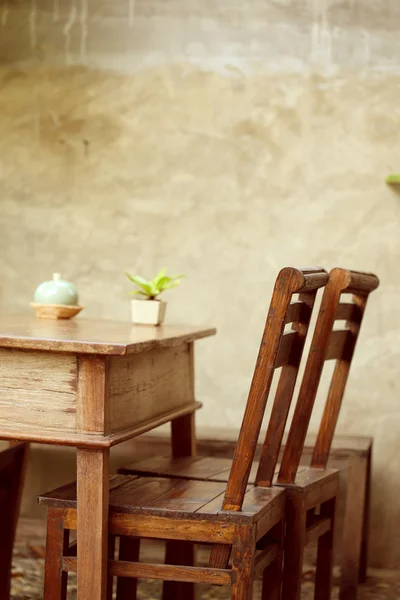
[1,0,400,567]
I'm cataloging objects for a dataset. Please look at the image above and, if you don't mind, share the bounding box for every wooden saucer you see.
[30,303,83,320]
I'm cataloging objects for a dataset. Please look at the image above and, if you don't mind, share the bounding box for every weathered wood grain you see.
[77,448,109,600]
[0,401,202,447]
[109,343,194,432]
[0,348,77,432]
[76,355,109,434]
[63,557,232,586]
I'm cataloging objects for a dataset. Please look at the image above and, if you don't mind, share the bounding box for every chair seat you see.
[39,474,285,523]
[119,456,338,490]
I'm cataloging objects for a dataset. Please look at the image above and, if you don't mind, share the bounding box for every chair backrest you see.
[277,268,379,484]
[222,266,328,512]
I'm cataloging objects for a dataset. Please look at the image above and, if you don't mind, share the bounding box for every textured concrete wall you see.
[1,0,400,567]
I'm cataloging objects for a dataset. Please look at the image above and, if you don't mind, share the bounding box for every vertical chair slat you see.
[311,291,370,468]
[255,292,315,487]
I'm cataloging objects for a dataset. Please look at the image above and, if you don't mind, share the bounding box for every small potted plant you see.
[125,268,184,325]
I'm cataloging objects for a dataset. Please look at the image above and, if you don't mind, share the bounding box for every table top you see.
[0,314,216,356]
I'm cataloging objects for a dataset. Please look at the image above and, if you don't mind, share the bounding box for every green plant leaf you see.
[157,275,185,292]
[142,284,154,296]
[125,273,154,296]
[132,282,153,295]
[125,273,150,286]
[163,280,181,291]
[149,282,161,296]
[156,276,172,292]
[129,290,149,296]
[152,268,167,288]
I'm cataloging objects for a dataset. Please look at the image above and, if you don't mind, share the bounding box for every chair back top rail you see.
[277,267,379,483]
[341,270,379,295]
[222,267,328,512]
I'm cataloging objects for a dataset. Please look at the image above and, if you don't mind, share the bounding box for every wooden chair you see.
[276,268,379,600]
[38,266,328,600]
[0,443,29,599]
[138,426,372,600]
[120,267,379,600]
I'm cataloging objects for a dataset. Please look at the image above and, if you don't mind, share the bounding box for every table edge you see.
[0,327,217,356]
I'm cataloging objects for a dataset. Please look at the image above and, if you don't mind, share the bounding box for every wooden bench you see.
[130,426,372,600]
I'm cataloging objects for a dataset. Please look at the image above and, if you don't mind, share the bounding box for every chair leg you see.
[107,535,116,600]
[0,487,16,598]
[281,494,306,600]
[8,442,29,542]
[359,447,372,584]
[116,537,140,600]
[340,451,368,600]
[44,508,70,600]
[162,540,196,600]
[0,443,29,599]
[314,497,336,600]
[162,411,197,600]
[261,521,284,600]
[231,524,255,600]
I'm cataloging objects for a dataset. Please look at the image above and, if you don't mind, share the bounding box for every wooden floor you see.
[11,519,400,600]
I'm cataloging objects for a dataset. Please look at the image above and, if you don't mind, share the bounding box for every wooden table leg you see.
[163,413,196,600]
[77,448,109,600]
[171,412,197,458]
[339,453,368,600]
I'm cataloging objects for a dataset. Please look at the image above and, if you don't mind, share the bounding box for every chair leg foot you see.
[359,448,371,584]
[315,497,336,600]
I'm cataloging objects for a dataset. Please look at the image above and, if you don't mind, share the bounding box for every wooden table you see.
[0,315,216,600]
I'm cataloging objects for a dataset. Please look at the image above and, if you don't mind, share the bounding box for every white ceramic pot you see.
[131,299,167,326]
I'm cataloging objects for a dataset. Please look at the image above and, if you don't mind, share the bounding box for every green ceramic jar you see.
[34,273,79,306]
